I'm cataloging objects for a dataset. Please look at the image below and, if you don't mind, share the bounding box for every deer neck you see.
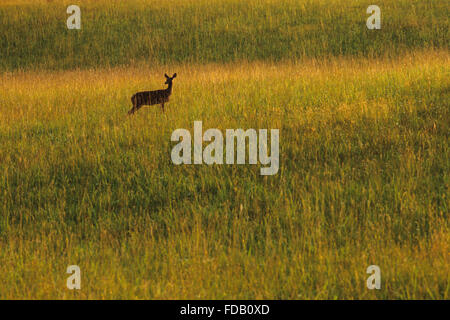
[166,82,173,95]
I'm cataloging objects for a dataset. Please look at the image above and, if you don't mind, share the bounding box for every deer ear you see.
[164,73,169,78]
[172,73,177,78]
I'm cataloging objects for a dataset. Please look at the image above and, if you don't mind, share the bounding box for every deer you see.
[128,73,177,115]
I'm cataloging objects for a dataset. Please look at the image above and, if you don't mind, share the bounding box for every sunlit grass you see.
[0,50,448,299]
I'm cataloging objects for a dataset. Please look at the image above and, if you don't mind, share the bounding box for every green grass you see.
[0,0,448,299]
[0,0,448,70]
[0,51,448,299]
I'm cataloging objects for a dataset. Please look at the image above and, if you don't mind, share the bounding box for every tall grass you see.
[0,50,448,299]
[0,0,448,70]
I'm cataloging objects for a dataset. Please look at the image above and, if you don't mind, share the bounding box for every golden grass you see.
[0,50,448,299]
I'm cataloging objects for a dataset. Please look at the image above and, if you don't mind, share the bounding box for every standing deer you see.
[128,73,177,115]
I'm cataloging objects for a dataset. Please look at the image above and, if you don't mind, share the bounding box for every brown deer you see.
[128,73,177,115]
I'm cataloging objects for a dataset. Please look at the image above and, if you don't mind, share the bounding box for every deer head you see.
[165,73,177,85]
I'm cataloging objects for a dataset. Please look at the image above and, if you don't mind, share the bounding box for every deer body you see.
[128,73,176,115]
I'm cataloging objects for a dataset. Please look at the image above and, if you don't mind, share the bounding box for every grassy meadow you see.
[0,0,449,299]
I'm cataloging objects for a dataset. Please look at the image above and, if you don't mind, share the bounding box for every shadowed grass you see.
[0,0,448,70]
[0,50,448,299]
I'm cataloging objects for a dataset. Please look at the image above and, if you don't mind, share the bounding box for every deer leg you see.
[128,96,137,115]
[128,104,141,115]
[161,102,165,113]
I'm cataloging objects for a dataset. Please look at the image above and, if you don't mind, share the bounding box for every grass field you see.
[1,0,448,70]
[0,0,449,299]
